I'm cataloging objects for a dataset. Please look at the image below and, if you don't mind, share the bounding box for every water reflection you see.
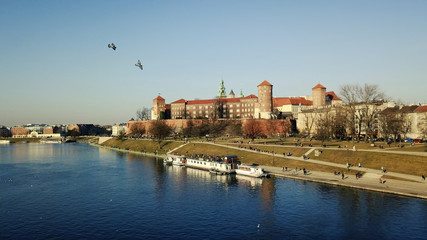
[1,144,427,240]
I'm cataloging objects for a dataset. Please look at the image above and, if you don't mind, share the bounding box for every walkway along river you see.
[96,141,427,199]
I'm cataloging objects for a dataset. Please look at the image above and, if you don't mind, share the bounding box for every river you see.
[1,143,426,239]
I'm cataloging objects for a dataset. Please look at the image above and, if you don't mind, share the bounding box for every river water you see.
[1,143,426,239]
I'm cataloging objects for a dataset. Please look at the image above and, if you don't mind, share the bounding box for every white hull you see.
[236,164,268,178]
[186,158,236,174]
[166,154,187,166]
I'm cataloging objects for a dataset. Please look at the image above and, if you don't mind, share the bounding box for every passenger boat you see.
[165,154,187,166]
[236,164,268,178]
[185,155,239,174]
[163,155,174,165]
[172,155,187,166]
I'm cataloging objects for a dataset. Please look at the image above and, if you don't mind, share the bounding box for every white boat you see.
[172,156,187,166]
[236,164,268,178]
[164,156,173,165]
[185,156,237,174]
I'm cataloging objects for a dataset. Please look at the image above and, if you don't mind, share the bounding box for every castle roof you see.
[258,80,272,87]
[415,105,427,112]
[245,94,258,99]
[273,97,313,107]
[325,91,342,101]
[171,99,186,104]
[312,83,326,89]
[174,95,258,106]
[154,95,165,100]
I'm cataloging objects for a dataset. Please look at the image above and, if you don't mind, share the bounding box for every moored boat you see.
[185,155,239,174]
[172,155,187,166]
[164,155,174,165]
[236,164,268,178]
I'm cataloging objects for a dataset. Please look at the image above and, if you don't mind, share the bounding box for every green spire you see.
[217,79,226,98]
[239,89,244,98]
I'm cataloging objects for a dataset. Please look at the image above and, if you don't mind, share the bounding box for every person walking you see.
[341,173,345,180]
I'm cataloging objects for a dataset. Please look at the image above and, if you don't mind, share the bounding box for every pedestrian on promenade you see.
[342,173,345,180]
[282,167,284,172]
[295,167,298,172]
[285,167,288,171]
[422,175,425,181]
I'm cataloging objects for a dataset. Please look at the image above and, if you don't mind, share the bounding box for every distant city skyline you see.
[1,0,427,127]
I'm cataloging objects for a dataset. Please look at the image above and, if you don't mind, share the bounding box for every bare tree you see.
[211,97,226,119]
[332,106,348,139]
[129,122,146,138]
[315,110,335,145]
[149,120,172,144]
[244,119,263,141]
[279,119,292,137]
[136,107,151,121]
[340,83,386,142]
[379,107,405,143]
[225,120,243,137]
[301,110,319,136]
[266,120,279,137]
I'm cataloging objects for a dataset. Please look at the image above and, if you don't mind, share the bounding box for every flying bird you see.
[135,60,143,70]
[108,43,116,50]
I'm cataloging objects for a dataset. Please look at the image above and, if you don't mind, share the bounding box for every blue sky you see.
[1,0,427,127]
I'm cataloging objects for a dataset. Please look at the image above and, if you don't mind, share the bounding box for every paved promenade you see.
[207,142,427,200]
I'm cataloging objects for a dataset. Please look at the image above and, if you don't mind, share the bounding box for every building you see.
[381,105,427,140]
[112,124,127,136]
[151,80,342,124]
[153,80,279,120]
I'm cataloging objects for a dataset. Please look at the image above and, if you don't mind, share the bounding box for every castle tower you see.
[152,95,166,120]
[238,89,244,98]
[217,79,226,98]
[229,90,235,98]
[256,80,273,119]
[312,83,326,108]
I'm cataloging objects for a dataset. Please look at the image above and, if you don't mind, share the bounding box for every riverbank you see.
[97,139,427,200]
[90,143,166,159]
[263,165,427,200]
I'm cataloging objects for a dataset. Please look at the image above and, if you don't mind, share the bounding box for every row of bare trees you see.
[126,118,293,143]
[313,83,414,144]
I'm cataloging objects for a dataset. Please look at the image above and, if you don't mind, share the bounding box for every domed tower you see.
[256,80,273,119]
[312,83,326,108]
[152,95,165,120]
[217,79,226,98]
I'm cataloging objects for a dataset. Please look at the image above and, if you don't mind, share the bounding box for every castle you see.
[151,80,342,121]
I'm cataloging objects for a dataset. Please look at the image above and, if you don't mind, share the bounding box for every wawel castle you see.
[151,80,342,121]
[146,79,427,140]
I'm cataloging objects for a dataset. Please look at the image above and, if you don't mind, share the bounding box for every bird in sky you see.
[135,60,143,70]
[108,43,116,50]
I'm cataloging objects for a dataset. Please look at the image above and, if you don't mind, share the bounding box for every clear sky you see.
[1,0,427,127]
